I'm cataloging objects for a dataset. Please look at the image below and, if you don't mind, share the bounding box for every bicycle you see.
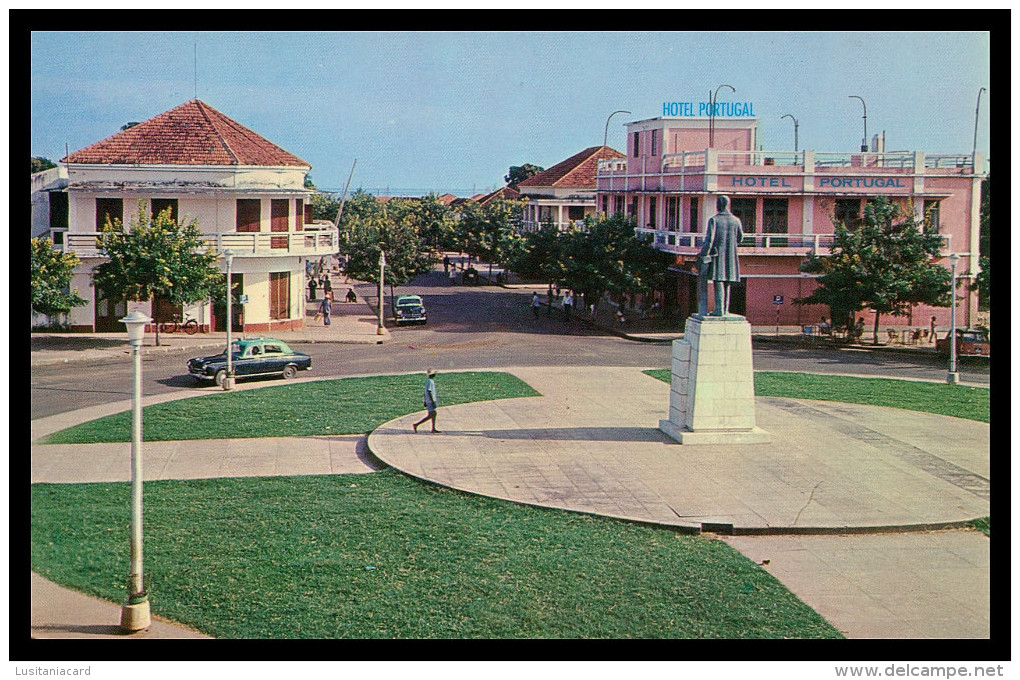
[159,312,199,335]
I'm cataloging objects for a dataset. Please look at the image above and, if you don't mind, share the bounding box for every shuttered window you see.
[236,199,261,232]
[295,199,304,231]
[271,199,289,249]
[269,272,290,320]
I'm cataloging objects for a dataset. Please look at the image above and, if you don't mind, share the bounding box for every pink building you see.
[596,116,985,329]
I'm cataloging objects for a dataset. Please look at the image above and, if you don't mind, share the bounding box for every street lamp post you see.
[377,250,386,335]
[781,114,799,152]
[709,84,735,148]
[603,110,631,149]
[947,254,960,384]
[849,95,868,152]
[119,309,152,632]
[972,87,986,157]
[223,249,235,390]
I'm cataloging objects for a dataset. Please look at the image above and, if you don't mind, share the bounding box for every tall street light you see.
[119,309,152,632]
[603,110,631,150]
[709,84,735,148]
[849,95,868,152]
[972,87,986,157]
[947,254,960,384]
[377,250,386,335]
[223,249,235,390]
[781,114,799,152]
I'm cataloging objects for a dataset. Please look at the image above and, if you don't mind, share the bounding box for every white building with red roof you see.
[54,99,336,333]
[516,145,625,231]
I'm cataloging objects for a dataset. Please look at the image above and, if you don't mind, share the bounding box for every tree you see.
[31,156,57,174]
[504,220,564,288]
[31,237,86,322]
[505,164,544,188]
[972,176,990,311]
[407,193,455,251]
[558,214,672,313]
[309,191,344,223]
[93,201,222,345]
[456,198,525,281]
[340,205,435,311]
[797,197,952,344]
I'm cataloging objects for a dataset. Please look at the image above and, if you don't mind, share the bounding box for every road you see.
[30,270,989,420]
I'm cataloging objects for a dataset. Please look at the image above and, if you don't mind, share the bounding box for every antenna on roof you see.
[334,159,357,229]
[193,43,198,100]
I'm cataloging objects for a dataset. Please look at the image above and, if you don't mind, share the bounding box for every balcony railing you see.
[64,229,339,258]
[635,228,951,254]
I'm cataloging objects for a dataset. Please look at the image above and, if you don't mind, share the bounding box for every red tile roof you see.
[62,100,310,168]
[477,186,520,205]
[516,146,624,189]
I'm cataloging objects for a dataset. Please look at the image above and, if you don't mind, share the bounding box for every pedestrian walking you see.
[531,292,541,319]
[308,277,318,301]
[449,267,457,286]
[930,316,938,343]
[412,370,440,433]
[322,275,332,297]
[443,255,451,273]
[320,293,332,326]
[563,291,573,321]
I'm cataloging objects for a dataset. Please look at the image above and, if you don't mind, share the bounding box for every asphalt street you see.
[29,271,989,420]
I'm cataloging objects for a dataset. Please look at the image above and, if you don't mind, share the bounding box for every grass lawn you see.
[31,472,841,639]
[41,372,540,444]
[644,370,990,423]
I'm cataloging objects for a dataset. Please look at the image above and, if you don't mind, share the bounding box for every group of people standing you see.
[531,287,575,320]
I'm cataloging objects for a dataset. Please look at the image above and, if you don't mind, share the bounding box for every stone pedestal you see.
[658,314,770,445]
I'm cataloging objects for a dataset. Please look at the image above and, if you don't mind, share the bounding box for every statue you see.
[697,195,744,316]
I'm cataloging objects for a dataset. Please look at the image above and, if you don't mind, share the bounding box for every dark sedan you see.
[188,337,312,387]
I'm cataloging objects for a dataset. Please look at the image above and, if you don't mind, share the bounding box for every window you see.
[763,198,788,246]
[666,196,681,231]
[568,206,585,222]
[96,198,123,230]
[269,272,290,320]
[264,344,283,354]
[730,197,756,231]
[49,192,68,230]
[150,198,178,223]
[651,129,658,156]
[629,196,639,218]
[271,199,289,249]
[632,132,640,157]
[834,199,860,229]
[614,196,624,215]
[762,198,788,234]
[236,199,261,232]
[689,197,699,232]
[924,199,940,233]
[648,196,657,228]
[601,196,609,214]
[295,199,304,231]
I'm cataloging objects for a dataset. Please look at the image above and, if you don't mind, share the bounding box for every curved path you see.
[30,366,990,639]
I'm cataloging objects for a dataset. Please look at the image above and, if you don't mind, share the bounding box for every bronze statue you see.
[697,195,744,316]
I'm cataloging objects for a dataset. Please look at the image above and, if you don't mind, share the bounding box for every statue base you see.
[658,314,771,445]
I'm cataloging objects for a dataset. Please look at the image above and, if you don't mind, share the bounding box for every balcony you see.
[635,228,951,255]
[64,228,339,258]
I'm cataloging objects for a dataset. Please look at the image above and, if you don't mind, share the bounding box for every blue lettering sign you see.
[819,177,905,189]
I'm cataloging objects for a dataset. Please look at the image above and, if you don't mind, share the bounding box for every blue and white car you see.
[394,295,427,325]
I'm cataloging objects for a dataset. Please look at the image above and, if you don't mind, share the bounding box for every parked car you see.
[394,294,427,325]
[188,337,312,387]
[936,328,990,358]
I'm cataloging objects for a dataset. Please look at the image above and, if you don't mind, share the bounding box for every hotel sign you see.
[663,101,755,117]
[726,174,911,193]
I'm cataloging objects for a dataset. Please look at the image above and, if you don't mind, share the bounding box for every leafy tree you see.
[558,214,672,312]
[408,193,455,251]
[309,191,344,223]
[456,198,525,281]
[504,220,564,287]
[797,197,952,344]
[31,237,86,321]
[336,189,384,230]
[340,206,435,313]
[31,156,57,174]
[505,164,544,188]
[972,176,990,310]
[93,201,222,345]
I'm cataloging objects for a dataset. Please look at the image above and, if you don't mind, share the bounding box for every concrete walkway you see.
[30,365,990,639]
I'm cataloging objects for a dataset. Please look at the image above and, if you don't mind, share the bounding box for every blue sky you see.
[31,31,990,196]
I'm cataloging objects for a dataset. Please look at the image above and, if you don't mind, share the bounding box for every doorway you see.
[213,273,244,333]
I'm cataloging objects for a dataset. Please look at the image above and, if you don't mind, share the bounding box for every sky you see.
[30,30,990,197]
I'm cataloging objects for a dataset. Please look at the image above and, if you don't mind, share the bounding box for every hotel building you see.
[595,116,985,328]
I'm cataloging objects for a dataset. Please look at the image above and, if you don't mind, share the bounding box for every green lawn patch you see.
[971,517,990,537]
[41,372,539,444]
[644,370,989,423]
[31,472,842,639]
